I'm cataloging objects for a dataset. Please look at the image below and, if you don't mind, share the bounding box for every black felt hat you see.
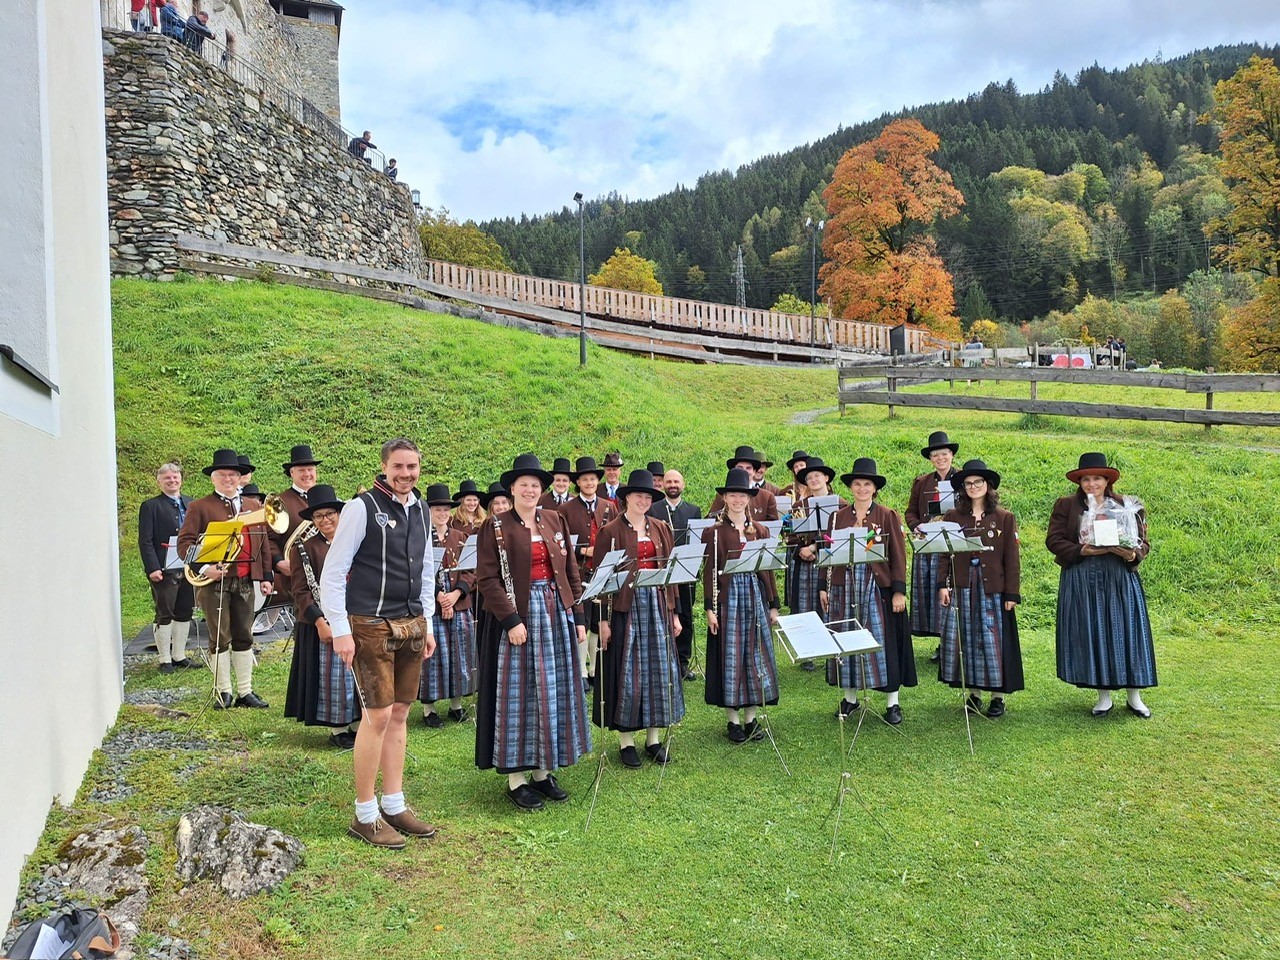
[239,483,264,500]
[282,444,322,477]
[725,445,763,470]
[203,448,244,476]
[1066,452,1120,484]
[953,459,1001,490]
[920,431,959,458]
[299,484,345,520]
[570,456,605,481]
[550,457,574,477]
[237,454,257,474]
[480,481,511,507]
[617,469,663,502]
[646,461,666,477]
[453,479,482,500]
[786,450,811,471]
[716,467,760,496]
[500,453,552,490]
[800,456,836,483]
[840,457,887,491]
[423,483,459,508]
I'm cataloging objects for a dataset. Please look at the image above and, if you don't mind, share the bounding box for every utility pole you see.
[732,245,747,309]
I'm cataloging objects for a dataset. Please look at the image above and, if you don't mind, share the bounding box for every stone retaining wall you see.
[103,32,421,279]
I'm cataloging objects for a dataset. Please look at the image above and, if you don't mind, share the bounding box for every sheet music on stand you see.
[775,612,883,662]
[775,495,793,515]
[633,542,707,588]
[453,535,478,571]
[187,521,242,566]
[723,538,786,575]
[929,480,956,517]
[817,527,887,566]
[789,494,840,534]
[912,521,988,555]
[163,536,185,571]
[686,518,715,544]
[431,547,446,569]
[761,519,785,540]
[578,548,629,604]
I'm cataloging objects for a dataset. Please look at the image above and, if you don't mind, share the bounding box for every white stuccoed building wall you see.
[0,0,122,913]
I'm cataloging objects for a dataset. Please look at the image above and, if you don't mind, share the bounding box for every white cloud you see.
[337,0,1280,221]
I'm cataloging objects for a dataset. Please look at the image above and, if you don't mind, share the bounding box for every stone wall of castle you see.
[103,32,422,279]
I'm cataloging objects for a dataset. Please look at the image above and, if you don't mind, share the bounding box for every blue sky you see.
[338,0,1280,222]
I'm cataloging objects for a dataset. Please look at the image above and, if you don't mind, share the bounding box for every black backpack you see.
[5,907,120,959]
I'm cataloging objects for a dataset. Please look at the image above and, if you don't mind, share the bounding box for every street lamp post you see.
[806,217,824,352]
[574,192,586,367]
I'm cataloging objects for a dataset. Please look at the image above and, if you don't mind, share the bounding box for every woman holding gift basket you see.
[1046,453,1157,718]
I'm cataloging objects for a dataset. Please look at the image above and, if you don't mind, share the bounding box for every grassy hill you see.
[72,277,1280,959]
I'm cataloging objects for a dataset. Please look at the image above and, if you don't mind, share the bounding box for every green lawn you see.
[42,277,1278,958]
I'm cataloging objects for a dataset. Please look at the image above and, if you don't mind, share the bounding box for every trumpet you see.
[185,496,289,587]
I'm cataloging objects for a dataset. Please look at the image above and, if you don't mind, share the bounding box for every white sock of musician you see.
[725,708,740,725]
[585,631,599,677]
[886,690,900,708]
[645,727,661,747]
[154,622,173,664]
[841,686,858,705]
[1095,689,1113,712]
[507,772,527,790]
[230,649,255,696]
[214,651,232,694]
[171,621,191,662]
[1126,689,1148,712]
[743,706,757,723]
[531,769,550,782]
[619,732,636,748]
[381,791,406,815]
[355,798,379,825]
[450,697,463,710]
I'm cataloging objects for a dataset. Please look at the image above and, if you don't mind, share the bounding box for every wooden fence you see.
[422,260,953,356]
[837,362,1280,428]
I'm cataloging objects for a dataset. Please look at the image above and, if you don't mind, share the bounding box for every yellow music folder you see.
[190,520,244,565]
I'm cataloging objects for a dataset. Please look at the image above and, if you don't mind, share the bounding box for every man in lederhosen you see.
[648,468,701,679]
[138,461,197,674]
[558,455,618,689]
[322,438,439,850]
[177,449,274,708]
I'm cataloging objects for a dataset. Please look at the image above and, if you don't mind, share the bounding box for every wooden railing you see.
[422,260,953,356]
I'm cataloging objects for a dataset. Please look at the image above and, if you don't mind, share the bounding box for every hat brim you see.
[453,488,481,500]
[571,469,605,481]
[725,457,763,470]
[786,456,809,470]
[801,465,836,483]
[500,467,552,489]
[203,464,245,476]
[283,459,322,477]
[715,485,760,496]
[617,485,660,501]
[954,468,1001,489]
[479,491,511,507]
[1066,467,1120,484]
[840,472,887,490]
[425,496,459,508]
[921,443,959,458]
[299,498,345,520]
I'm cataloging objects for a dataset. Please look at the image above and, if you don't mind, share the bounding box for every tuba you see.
[185,496,289,587]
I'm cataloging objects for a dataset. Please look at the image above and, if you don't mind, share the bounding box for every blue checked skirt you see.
[705,574,779,708]
[284,622,361,727]
[909,552,946,637]
[491,580,592,773]
[826,563,916,692]
[786,555,821,614]
[418,607,478,702]
[595,587,686,731]
[938,575,1024,694]
[1056,555,1157,690]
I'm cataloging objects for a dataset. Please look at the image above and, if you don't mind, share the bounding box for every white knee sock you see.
[214,651,232,694]
[171,621,191,661]
[154,622,173,663]
[1126,688,1148,711]
[886,691,900,708]
[619,732,635,748]
[450,697,463,710]
[841,686,858,703]
[744,706,757,723]
[1095,689,1113,711]
[508,772,527,790]
[230,649,256,696]
[726,708,740,724]
[645,727,661,747]
[355,798,379,824]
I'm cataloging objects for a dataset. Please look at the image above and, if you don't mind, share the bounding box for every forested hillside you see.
[480,44,1277,323]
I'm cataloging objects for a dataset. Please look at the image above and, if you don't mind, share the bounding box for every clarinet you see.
[296,537,322,606]
[492,516,518,608]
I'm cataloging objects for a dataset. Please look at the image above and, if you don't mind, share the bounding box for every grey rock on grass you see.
[175,806,302,900]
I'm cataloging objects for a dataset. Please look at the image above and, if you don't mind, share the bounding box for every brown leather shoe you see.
[347,816,406,849]
[380,806,438,838]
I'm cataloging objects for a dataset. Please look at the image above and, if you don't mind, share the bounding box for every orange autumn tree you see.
[820,119,964,337]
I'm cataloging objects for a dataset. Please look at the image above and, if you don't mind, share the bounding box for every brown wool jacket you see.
[430,524,477,614]
[700,516,780,611]
[1045,490,1150,569]
[177,494,273,581]
[476,508,585,631]
[824,501,907,594]
[936,506,1022,601]
[556,496,619,572]
[905,469,957,532]
[594,514,677,615]
[269,487,311,568]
